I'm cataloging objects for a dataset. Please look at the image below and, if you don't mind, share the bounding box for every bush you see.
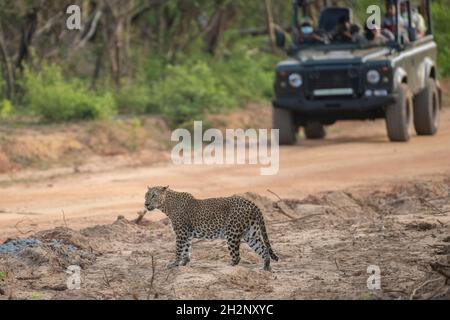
[432,2,450,76]
[150,62,236,127]
[23,65,116,122]
[213,48,277,103]
[115,84,155,115]
[0,99,13,119]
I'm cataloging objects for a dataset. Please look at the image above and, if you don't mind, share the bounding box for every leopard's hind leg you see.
[244,224,271,271]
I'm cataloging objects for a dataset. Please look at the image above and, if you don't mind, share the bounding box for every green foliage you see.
[213,44,277,103]
[144,39,277,128]
[0,74,4,100]
[143,56,167,83]
[0,99,13,119]
[0,271,6,281]
[115,84,154,115]
[31,292,42,300]
[149,61,236,127]
[432,2,450,76]
[3,0,449,128]
[23,65,116,122]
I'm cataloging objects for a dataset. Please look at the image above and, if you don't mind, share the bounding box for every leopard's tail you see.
[257,208,279,261]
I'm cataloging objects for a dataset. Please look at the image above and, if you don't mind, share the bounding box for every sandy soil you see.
[0,107,449,300]
[0,109,450,241]
[0,180,449,300]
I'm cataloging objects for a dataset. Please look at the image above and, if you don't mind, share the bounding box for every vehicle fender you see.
[393,67,407,92]
[420,57,436,89]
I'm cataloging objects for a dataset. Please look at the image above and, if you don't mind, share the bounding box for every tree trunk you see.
[265,0,276,50]
[0,22,14,100]
[203,5,234,56]
[16,7,38,71]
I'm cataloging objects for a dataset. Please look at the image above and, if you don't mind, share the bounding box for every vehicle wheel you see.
[413,78,440,135]
[272,107,297,145]
[385,83,413,142]
[304,121,326,139]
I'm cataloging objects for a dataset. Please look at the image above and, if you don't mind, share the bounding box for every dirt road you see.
[1,109,450,241]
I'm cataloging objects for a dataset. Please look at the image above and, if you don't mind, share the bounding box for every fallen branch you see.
[146,255,157,300]
[102,269,112,288]
[61,210,68,228]
[419,197,449,215]
[135,210,147,225]
[430,262,450,280]
[334,257,341,272]
[14,218,35,235]
[410,278,441,300]
[270,213,324,225]
[267,189,297,220]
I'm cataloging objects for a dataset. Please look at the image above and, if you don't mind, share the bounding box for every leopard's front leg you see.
[167,229,192,269]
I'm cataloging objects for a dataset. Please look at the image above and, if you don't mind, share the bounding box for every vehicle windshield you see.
[293,0,429,51]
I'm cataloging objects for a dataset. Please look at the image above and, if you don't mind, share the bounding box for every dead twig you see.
[267,189,297,220]
[270,213,324,225]
[135,210,147,225]
[14,217,35,235]
[102,270,112,288]
[334,258,341,272]
[16,275,41,281]
[430,262,450,281]
[146,255,157,300]
[409,278,441,300]
[267,189,283,202]
[436,219,446,226]
[419,197,449,215]
[61,210,68,228]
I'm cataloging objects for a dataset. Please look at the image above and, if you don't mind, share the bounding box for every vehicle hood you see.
[277,47,391,69]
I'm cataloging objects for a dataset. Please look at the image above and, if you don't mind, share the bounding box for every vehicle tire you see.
[385,83,413,142]
[304,121,326,139]
[413,78,440,136]
[272,107,297,145]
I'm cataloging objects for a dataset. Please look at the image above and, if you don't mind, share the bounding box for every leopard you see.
[144,186,278,271]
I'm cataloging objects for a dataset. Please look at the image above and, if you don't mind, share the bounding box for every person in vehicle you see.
[365,23,395,46]
[400,2,427,38]
[332,15,353,42]
[297,17,326,44]
[349,24,369,45]
[382,2,409,43]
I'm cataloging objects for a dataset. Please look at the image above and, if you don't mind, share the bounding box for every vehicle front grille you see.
[306,68,360,99]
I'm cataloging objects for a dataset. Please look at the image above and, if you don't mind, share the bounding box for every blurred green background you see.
[0,0,448,126]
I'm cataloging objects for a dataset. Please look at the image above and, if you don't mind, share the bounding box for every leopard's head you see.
[145,186,169,211]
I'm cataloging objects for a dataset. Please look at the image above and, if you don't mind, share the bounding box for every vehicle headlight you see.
[367,70,381,84]
[288,73,303,88]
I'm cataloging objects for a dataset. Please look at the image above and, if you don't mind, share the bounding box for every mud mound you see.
[36,227,99,252]
[81,216,151,244]
[392,180,450,199]
[0,117,171,174]
[1,178,449,300]
[0,225,104,272]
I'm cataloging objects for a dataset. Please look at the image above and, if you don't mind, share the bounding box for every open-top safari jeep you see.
[273,0,441,144]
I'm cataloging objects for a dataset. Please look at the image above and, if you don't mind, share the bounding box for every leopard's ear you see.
[163,185,169,191]
[147,186,151,190]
